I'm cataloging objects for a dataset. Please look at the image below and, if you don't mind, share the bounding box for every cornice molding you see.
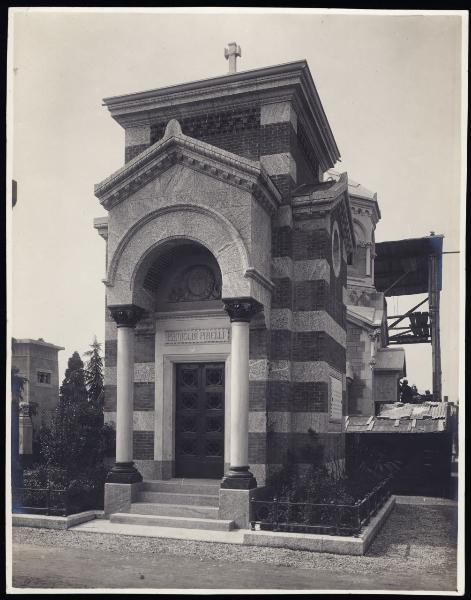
[102,61,340,171]
[154,308,227,321]
[95,120,281,216]
[244,268,275,293]
[350,197,381,225]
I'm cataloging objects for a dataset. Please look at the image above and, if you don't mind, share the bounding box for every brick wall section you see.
[266,381,328,412]
[271,277,293,309]
[294,122,319,185]
[260,119,319,202]
[149,106,261,161]
[292,332,346,372]
[272,225,293,257]
[261,432,344,465]
[135,332,155,363]
[125,144,149,163]
[134,382,155,410]
[133,431,154,460]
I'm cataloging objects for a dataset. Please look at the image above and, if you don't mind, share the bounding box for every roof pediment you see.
[95,119,281,213]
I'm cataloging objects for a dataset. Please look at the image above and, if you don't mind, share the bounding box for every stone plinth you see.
[219,487,264,529]
[104,482,142,517]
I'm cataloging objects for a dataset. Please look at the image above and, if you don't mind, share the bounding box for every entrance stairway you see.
[110,479,235,531]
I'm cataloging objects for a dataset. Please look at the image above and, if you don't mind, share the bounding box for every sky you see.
[8,9,466,400]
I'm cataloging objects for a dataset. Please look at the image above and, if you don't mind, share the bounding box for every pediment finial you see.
[164,119,182,139]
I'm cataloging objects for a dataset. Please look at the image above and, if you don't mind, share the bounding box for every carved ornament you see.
[223,297,263,323]
[108,304,146,328]
[168,265,221,303]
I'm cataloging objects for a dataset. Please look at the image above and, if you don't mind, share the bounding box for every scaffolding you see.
[374,234,443,401]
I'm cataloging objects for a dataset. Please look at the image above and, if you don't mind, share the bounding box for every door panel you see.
[175,362,225,478]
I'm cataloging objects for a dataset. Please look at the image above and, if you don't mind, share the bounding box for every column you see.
[107,304,145,483]
[221,297,263,489]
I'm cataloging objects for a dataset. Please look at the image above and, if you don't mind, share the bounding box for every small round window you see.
[332,221,341,277]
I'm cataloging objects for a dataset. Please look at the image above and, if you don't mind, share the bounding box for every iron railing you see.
[12,487,70,516]
[250,477,392,536]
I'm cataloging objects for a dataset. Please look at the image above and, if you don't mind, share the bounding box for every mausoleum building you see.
[94,54,405,524]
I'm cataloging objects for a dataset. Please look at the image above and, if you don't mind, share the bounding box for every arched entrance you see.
[139,240,229,480]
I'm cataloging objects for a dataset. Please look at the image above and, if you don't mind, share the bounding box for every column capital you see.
[108,304,146,328]
[223,297,263,323]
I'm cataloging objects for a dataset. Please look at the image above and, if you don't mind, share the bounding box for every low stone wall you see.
[12,510,99,530]
[243,495,395,555]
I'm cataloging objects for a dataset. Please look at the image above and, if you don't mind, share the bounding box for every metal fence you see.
[12,487,70,516]
[250,477,392,536]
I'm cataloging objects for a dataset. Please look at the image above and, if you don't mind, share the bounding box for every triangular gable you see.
[95,119,281,213]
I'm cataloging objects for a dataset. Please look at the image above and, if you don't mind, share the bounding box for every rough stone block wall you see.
[103,303,156,478]
[346,322,373,415]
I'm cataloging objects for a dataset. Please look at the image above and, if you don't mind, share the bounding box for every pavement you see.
[11,542,455,591]
[72,517,246,544]
[10,502,459,592]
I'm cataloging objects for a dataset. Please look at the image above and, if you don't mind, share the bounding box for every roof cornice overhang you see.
[291,172,356,253]
[349,193,381,225]
[102,61,340,172]
[346,305,383,329]
[94,121,281,214]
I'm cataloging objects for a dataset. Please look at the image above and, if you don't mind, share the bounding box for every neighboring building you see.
[11,338,64,433]
[345,401,454,498]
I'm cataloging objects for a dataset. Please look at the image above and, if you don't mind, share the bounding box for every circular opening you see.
[332,222,341,277]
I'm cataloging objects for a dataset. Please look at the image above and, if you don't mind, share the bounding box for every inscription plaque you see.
[165,328,230,345]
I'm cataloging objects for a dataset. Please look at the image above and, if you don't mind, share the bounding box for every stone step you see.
[142,479,221,495]
[110,512,235,531]
[128,502,220,520]
[138,491,219,507]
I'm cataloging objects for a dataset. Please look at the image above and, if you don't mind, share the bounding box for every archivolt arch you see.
[106,204,251,310]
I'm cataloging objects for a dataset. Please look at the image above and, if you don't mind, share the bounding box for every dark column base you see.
[106,462,143,484]
[221,466,257,490]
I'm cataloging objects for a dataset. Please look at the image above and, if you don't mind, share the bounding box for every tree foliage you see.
[84,336,104,411]
[40,347,114,476]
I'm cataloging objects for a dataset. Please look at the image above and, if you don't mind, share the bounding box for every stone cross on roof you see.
[224,42,241,74]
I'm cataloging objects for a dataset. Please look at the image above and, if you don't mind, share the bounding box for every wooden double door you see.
[175,362,225,479]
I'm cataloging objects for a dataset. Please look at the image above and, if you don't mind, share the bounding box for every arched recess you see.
[353,219,368,243]
[106,204,251,311]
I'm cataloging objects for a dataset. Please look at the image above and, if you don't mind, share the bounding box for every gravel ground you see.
[12,504,457,577]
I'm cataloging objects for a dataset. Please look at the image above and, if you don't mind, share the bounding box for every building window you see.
[37,371,51,385]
